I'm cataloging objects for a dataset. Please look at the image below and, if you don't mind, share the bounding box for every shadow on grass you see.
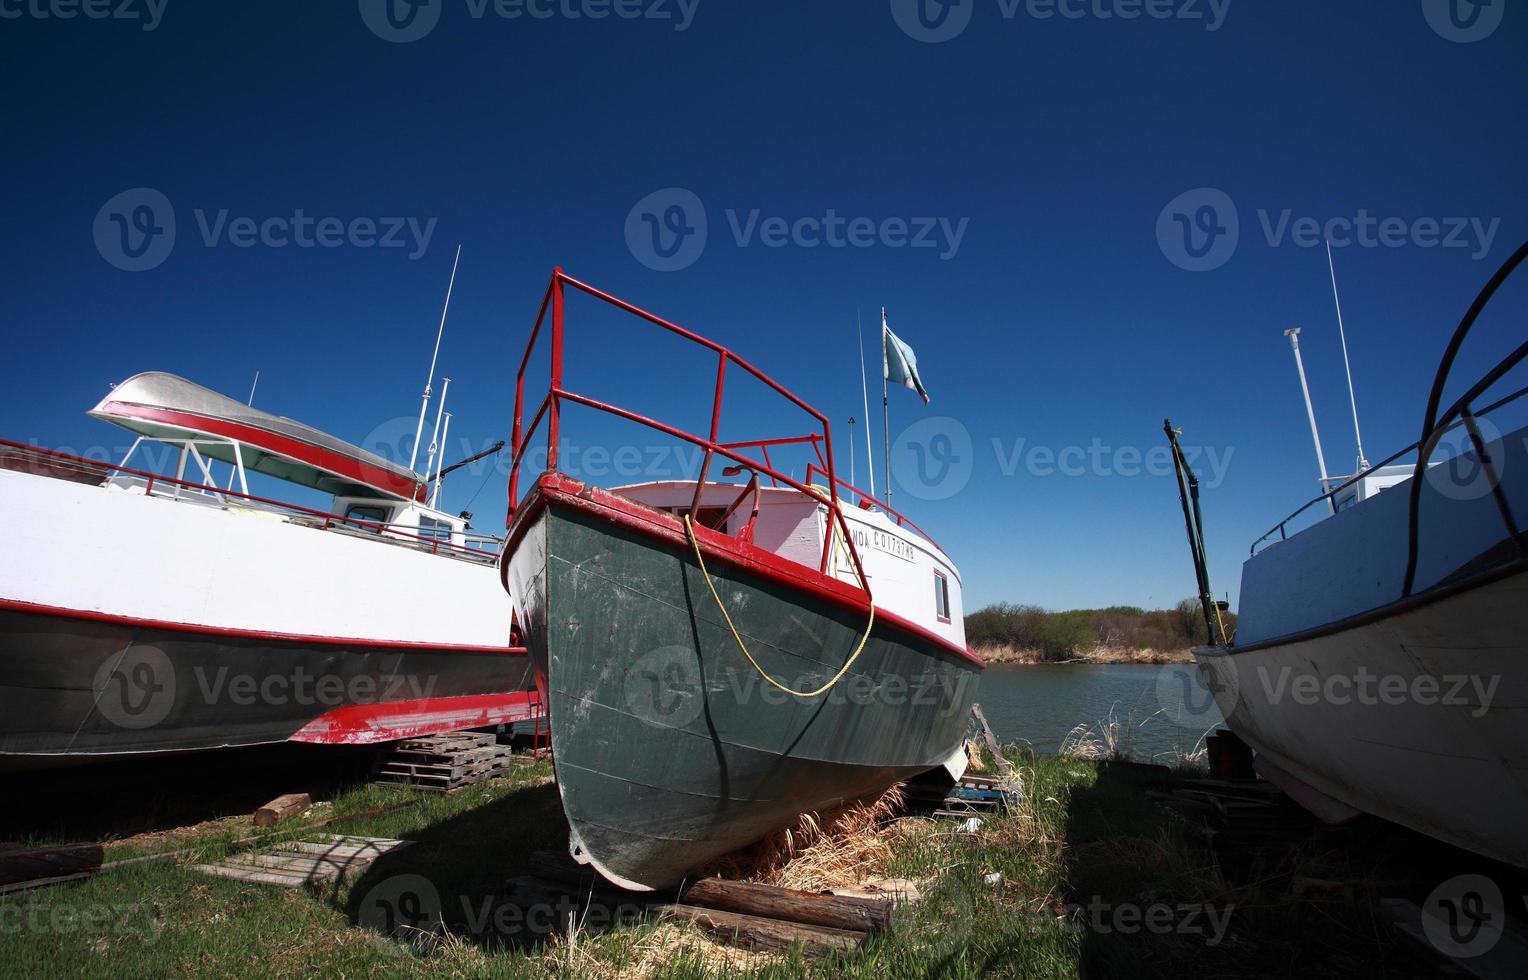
[1059,760,1489,980]
[0,742,387,843]
[343,778,620,955]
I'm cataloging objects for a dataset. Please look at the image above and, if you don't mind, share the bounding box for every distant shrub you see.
[965,599,1236,662]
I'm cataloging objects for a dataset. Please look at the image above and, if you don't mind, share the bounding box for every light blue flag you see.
[882,312,930,404]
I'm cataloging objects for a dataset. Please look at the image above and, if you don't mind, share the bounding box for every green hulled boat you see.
[500,271,983,890]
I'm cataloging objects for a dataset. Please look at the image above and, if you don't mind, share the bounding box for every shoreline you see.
[974,645,1195,666]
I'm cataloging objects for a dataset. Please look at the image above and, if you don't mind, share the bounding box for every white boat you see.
[1186,242,1528,866]
[0,372,537,768]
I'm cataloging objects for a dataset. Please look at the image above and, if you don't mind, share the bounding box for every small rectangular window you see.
[418,516,453,543]
[342,504,389,534]
[934,569,951,623]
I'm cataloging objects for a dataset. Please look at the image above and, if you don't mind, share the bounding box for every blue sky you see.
[2,1,1524,612]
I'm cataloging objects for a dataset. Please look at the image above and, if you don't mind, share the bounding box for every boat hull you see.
[1196,564,1528,866]
[505,481,980,890]
[0,601,537,769]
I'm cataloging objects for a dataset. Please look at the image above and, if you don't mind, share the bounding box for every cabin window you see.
[934,569,951,623]
[418,516,454,543]
[342,504,389,533]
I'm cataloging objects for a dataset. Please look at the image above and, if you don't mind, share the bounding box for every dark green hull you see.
[505,482,980,890]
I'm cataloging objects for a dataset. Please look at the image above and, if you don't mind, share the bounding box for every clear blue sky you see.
[3,1,1524,612]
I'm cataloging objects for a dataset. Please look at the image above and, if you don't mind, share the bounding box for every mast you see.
[1326,241,1369,472]
[858,311,876,496]
[409,245,462,473]
[423,376,451,497]
[848,418,857,487]
[1285,327,1336,513]
[430,412,452,510]
[881,308,891,508]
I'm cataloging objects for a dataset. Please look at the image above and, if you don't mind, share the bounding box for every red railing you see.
[803,463,943,552]
[0,438,499,563]
[506,269,871,588]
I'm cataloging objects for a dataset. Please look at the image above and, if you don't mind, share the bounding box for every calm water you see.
[974,663,1225,762]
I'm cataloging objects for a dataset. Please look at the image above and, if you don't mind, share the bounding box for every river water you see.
[973,663,1225,762]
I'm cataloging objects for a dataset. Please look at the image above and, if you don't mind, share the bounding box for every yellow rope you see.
[683,513,875,698]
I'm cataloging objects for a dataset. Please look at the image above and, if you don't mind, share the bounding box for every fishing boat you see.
[1172,241,1528,866]
[500,270,982,890]
[0,371,537,769]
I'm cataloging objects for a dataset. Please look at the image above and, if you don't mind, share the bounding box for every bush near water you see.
[965,599,1236,664]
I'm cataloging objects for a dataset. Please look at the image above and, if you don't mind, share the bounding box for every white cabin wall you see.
[0,470,512,647]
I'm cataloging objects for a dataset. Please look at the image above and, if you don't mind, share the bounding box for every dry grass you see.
[699,784,909,892]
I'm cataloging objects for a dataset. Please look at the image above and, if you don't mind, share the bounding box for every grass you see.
[0,747,1443,979]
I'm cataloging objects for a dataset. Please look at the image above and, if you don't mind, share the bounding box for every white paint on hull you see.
[1197,566,1528,867]
[0,468,512,646]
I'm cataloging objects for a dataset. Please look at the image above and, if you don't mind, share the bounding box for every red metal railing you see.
[506,269,871,588]
[0,438,500,563]
[803,463,943,552]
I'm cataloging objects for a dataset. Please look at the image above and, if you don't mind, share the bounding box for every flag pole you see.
[858,310,876,497]
[882,307,891,508]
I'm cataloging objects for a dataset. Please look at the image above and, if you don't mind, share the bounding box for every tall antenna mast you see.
[423,377,451,498]
[430,412,453,510]
[246,370,260,407]
[858,311,876,497]
[1326,241,1369,472]
[1285,328,1336,514]
[409,245,462,473]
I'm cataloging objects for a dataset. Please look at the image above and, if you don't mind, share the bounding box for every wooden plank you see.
[656,903,865,956]
[969,703,1015,776]
[0,844,104,887]
[680,878,892,933]
[1381,898,1528,980]
[194,864,317,888]
[254,793,312,827]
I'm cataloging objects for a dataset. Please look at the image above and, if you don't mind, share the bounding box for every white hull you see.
[1197,563,1528,867]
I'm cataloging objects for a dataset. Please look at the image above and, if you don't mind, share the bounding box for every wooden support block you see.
[680,877,892,934]
[657,903,866,956]
[254,793,312,827]
[0,844,104,887]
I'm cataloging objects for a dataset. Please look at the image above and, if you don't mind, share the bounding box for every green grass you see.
[0,752,1432,979]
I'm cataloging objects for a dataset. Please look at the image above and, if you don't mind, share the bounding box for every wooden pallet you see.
[374,732,520,792]
[194,835,412,887]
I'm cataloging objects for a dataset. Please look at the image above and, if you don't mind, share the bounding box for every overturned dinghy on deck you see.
[500,271,983,890]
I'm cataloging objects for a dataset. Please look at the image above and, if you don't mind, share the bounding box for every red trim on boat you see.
[0,597,524,656]
[101,401,421,500]
[507,474,985,669]
[287,691,543,745]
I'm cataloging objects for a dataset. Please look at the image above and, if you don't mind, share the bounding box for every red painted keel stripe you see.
[0,597,524,656]
[289,691,543,745]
